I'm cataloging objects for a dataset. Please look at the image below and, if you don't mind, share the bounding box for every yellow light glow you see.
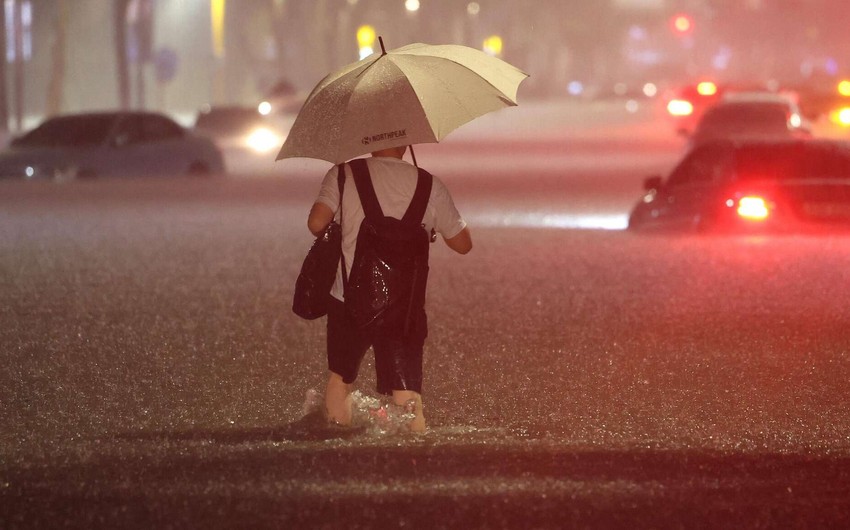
[211,0,226,58]
[737,197,769,221]
[246,127,282,153]
[838,80,850,97]
[672,14,692,33]
[667,99,694,116]
[483,35,503,56]
[696,81,717,96]
[830,107,850,126]
[357,25,376,48]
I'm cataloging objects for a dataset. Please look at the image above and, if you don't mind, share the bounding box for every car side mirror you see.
[643,176,663,191]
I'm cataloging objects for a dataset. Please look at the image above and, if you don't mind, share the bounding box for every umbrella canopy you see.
[276,42,528,164]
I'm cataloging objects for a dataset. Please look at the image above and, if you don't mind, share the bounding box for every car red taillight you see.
[729,195,770,221]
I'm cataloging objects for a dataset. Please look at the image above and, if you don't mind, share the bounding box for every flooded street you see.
[2,102,850,528]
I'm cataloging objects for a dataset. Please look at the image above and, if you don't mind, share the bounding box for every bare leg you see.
[325,372,353,426]
[392,390,426,432]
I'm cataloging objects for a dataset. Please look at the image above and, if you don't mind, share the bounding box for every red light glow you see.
[737,196,770,221]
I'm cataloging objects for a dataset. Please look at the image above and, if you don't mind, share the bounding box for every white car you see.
[0,111,225,180]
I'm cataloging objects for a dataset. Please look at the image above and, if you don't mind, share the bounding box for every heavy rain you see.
[2,1,850,528]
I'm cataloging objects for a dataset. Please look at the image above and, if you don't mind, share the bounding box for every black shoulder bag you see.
[292,164,346,320]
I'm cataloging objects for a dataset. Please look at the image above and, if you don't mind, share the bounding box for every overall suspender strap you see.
[350,158,432,225]
[337,163,348,293]
[349,158,384,220]
[402,168,433,225]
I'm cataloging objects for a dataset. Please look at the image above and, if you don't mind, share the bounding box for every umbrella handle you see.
[409,144,418,167]
[379,36,387,55]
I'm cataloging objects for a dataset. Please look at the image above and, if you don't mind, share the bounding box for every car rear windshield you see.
[15,115,116,147]
[735,143,850,181]
[699,104,788,130]
[194,109,264,133]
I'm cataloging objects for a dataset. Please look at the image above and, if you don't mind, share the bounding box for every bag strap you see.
[350,158,433,225]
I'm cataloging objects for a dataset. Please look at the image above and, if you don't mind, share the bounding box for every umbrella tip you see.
[379,36,386,55]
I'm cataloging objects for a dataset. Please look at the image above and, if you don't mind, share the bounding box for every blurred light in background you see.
[567,81,584,96]
[404,0,420,12]
[257,101,272,115]
[829,107,850,127]
[838,80,850,97]
[6,0,33,61]
[696,81,717,96]
[467,2,480,16]
[211,0,225,58]
[642,83,657,97]
[788,113,802,128]
[667,99,693,116]
[482,35,502,57]
[670,13,693,35]
[357,24,376,59]
[245,127,282,153]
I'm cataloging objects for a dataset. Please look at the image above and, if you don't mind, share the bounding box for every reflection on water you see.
[470,211,629,230]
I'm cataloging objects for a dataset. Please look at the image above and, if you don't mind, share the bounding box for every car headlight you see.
[666,99,694,117]
[829,107,850,127]
[245,127,283,153]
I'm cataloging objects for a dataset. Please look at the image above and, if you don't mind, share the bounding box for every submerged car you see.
[628,139,850,233]
[0,111,224,179]
[193,106,287,154]
[193,105,288,174]
[687,92,811,148]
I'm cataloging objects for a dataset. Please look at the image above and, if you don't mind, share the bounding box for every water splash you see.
[302,388,417,435]
[350,390,417,435]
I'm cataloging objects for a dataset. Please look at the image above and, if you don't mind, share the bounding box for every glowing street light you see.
[405,0,420,12]
[211,0,226,58]
[670,13,694,36]
[483,35,502,57]
[357,24,376,59]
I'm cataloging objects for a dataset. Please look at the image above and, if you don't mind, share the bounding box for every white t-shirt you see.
[315,156,466,302]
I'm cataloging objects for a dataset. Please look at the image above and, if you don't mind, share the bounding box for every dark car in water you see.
[628,139,850,232]
[0,111,225,180]
[193,105,290,174]
[193,105,286,156]
[687,93,812,148]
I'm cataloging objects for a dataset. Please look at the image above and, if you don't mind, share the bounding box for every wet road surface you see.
[2,103,850,528]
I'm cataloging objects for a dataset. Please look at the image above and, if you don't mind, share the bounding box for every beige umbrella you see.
[276,39,528,165]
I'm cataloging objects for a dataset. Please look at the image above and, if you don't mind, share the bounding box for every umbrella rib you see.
[355,55,383,80]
